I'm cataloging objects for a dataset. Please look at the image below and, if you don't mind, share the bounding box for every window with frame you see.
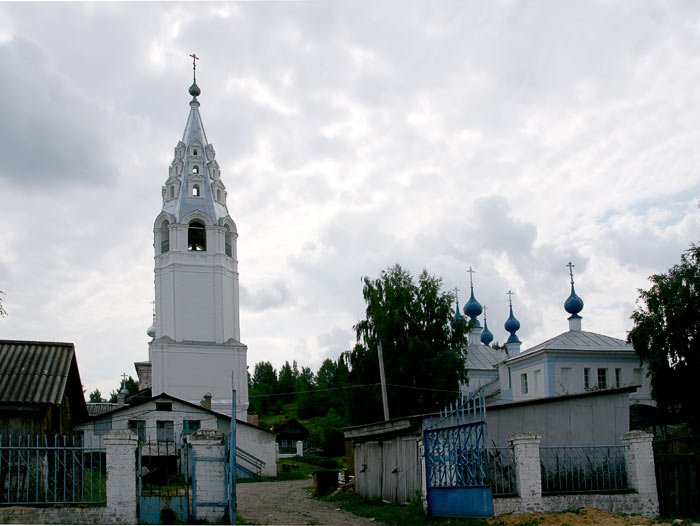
[615,368,622,388]
[633,368,642,386]
[560,367,572,392]
[157,421,174,442]
[597,368,607,389]
[183,420,201,435]
[584,368,591,390]
[128,420,146,442]
[521,373,528,394]
[534,369,541,393]
[94,417,112,436]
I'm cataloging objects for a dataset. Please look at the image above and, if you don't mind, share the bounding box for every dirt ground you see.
[487,508,673,526]
[237,479,683,526]
[236,478,385,525]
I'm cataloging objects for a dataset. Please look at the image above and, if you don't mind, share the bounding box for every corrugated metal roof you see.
[466,342,508,370]
[86,403,118,417]
[522,330,633,355]
[0,340,75,405]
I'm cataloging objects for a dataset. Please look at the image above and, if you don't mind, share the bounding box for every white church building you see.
[135,73,248,418]
[454,265,654,409]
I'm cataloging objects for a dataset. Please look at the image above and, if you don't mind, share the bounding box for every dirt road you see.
[236,478,385,525]
[237,479,680,526]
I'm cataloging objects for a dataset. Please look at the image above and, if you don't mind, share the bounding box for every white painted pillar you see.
[191,429,227,523]
[103,430,138,524]
[622,430,659,517]
[509,432,543,513]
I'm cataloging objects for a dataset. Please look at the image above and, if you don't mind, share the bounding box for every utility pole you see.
[377,342,390,421]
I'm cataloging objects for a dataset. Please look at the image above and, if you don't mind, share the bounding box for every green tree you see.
[628,245,700,429]
[277,361,298,403]
[348,264,469,425]
[88,388,105,403]
[249,361,278,414]
[296,366,317,419]
[108,376,139,403]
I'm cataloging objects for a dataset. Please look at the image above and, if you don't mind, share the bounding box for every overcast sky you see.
[1,1,698,397]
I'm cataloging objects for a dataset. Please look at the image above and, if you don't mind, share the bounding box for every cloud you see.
[240,281,295,311]
[2,1,700,395]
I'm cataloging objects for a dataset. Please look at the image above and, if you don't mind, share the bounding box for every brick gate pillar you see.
[103,430,139,524]
[191,429,227,523]
[622,430,659,517]
[510,432,543,513]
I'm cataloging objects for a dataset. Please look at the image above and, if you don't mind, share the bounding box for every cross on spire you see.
[121,372,129,384]
[566,261,575,285]
[483,304,488,321]
[190,53,199,81]
[507,290,514,306]
[151,300,156,322]
[453,287,460,304]
[467,266,475,288]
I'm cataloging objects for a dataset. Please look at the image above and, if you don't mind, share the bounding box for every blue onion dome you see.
[189,81,201,98]
[504,305,520,334]
[463,288,483,319]
[451,302,467,329]
[564,283,584,317]
[480,319,494,346]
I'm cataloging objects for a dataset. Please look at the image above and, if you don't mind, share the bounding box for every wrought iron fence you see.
[540,445,628,494]
[487,447,517,496]
[0,434,105,505]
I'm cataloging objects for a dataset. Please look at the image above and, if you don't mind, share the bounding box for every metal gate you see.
[137,440,191,524]
[423,390,493,518]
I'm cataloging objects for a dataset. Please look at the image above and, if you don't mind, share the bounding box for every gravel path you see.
[236,479,385,526]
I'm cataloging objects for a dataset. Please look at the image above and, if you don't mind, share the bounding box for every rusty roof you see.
[0,340,77,405]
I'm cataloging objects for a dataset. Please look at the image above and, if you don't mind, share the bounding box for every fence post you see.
[621,430,659,517]
[103,430,138,524]
[191,429,227,523]
[509,432,543,513]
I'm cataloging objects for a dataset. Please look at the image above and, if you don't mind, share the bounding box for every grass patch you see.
[320,490,493,526]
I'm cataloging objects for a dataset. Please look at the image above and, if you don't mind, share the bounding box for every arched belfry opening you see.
[161,220,170,253]
[188,220,206,251]
[224,224,232,257]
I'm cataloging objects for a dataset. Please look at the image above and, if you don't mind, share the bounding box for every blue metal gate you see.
[137,440,191,524]
[423,391,493,518]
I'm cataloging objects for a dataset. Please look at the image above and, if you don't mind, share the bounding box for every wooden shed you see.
[0,340,88,438]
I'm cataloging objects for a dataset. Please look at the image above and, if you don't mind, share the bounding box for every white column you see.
[103,430,138,524]
[191,429,227,523]
[622,430,659,517]
[510,432,543,513]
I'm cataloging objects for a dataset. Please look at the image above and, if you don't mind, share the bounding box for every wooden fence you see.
[654,437,700,519]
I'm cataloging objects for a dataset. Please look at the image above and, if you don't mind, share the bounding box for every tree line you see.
[249,264,471,453]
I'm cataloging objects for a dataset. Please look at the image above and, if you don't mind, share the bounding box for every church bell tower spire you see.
[148,57,248,417]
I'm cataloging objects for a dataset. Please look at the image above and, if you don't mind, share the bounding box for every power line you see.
[248,382,381,398]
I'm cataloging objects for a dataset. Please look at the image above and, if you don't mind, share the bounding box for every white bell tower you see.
[148,61,248,417]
